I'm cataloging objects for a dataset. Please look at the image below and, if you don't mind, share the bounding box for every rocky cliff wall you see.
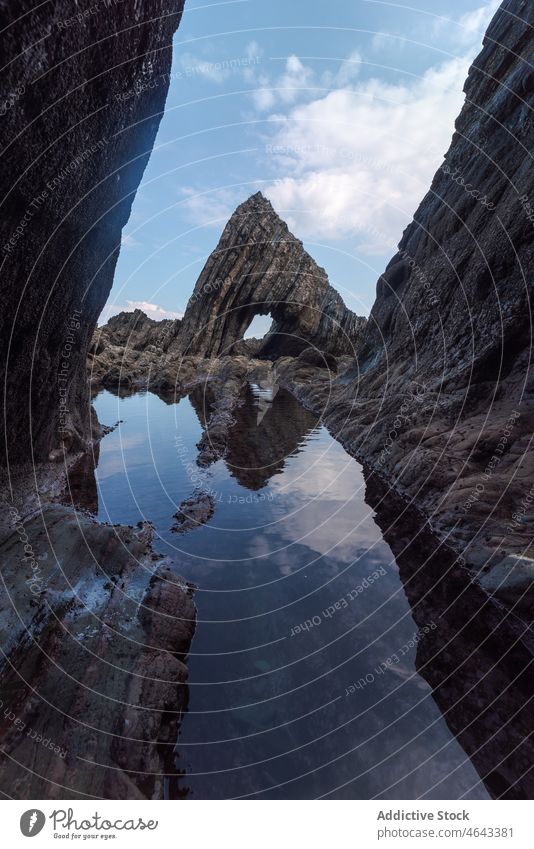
[0,0,185,465]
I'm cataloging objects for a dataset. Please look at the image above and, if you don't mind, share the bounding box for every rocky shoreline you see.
[0,452,196,799]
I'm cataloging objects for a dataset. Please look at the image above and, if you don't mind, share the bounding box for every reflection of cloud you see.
[264,435,388,561]
[97,433,147,479]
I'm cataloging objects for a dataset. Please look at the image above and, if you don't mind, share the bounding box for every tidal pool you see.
[86,386,491,800]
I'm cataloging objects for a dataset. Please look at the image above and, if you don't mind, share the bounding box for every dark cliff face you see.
[176,192,366,359]
[360,0,534,395]
[350,0,534,551]
[0,0,185,464]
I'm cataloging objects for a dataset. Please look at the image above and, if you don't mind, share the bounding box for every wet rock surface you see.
[0,501,195,799]
[172,492,215,534]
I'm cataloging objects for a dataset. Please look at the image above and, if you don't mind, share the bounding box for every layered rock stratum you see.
[176,192,366,358]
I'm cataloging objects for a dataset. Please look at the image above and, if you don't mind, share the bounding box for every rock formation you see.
[91,309,182,356]
[0,503,195,798]
[278,0,534,591]
[175,192,366,359]
[0,1,185,464]
[88,194,366,386]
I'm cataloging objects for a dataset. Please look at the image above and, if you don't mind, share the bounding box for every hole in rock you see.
[244,313,274,340]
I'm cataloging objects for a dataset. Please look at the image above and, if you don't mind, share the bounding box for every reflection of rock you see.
[188,376,319,489]
[60,445,100,514]
[365,472,534,800]
[223,385,319,490]
[0,504,195,799]
[187,359,273,468]
[172,492,215,534]
[174,193,366,359]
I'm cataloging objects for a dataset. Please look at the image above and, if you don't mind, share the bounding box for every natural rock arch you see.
[176,193,366,359]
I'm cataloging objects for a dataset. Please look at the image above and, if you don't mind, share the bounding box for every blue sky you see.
[102,0,501,330]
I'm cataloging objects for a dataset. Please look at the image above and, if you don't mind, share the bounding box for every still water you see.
[89,386,488,800]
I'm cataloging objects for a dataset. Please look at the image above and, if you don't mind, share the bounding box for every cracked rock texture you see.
[0,504,195,798]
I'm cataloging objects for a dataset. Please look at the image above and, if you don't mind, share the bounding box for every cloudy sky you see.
[102,0,501,328]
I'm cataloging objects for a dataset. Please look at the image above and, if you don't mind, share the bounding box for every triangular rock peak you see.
[177,192,365,358]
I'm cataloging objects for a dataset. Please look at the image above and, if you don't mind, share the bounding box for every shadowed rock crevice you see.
[365,472,534,800]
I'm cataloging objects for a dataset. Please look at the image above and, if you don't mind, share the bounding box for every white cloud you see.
[333,50,363,87]
[371,31,408,53]
[252,77,277,112]
[98,300,183,325]
[175,3,498,258]
[260,2,498,255]
[251,55,315,112]
[178,51,232,84]
[121,233,141,249]
[246,41,263,61]
[177,41,265,86]
[440,0,501,44]
[178,186,242,229]
[264,55,469,253]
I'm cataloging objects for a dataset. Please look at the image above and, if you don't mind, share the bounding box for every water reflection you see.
[3,386,531,799]
[189,381,319,490]
[224,384,319,490]
[365,473,534,799]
